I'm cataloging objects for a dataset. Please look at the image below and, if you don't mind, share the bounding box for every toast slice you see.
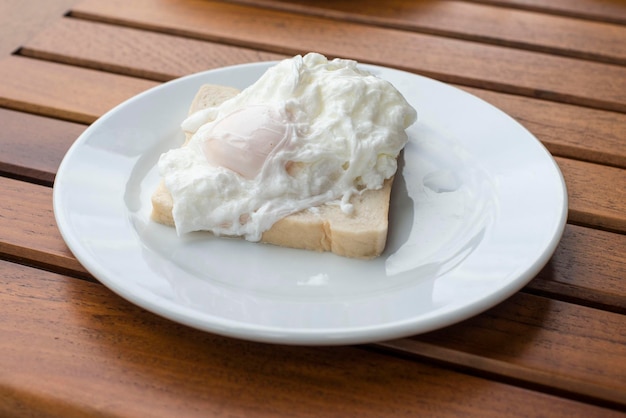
[151,84,395,259]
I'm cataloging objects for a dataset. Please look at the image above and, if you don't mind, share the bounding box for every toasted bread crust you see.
[151,84,395,259]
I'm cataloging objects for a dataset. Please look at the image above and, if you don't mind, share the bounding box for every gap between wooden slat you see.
[0,55,158,124]
[0,176,88,276]
[556,157,626,234]
[0,108,86,186]
[457,86,626,169]
[1,252,95,284]
[0,0,78,57]
[526,223,626,314]
[524,283,626,316]
[18,17,287,83]
[370,338,626,411]
[461,0,626,25]
[384,291,626,410]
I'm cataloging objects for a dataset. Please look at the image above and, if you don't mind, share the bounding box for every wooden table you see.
[1,0,625,416]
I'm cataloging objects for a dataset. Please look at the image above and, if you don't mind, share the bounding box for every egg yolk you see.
[202,105,289,179]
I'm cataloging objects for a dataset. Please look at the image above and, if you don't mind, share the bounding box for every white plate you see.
[53,61,567,345]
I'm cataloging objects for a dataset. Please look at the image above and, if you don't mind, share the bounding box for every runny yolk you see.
[202,105,289,179]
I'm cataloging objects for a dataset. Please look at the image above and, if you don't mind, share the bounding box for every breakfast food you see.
[151,53,417,258]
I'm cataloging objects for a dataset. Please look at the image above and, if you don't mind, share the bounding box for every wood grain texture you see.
[0,177,87,275]
[381,293,626,408]
[18,17,626,169]
[20,18,287,82]
[528,224,626,313]
[459,86,626,169]
[225,0,626,64]
[0,0,77,56]
[1,260,623,417]
[69,0,626,112]
[0,56,158,124]
[0,108,85,185]
[556,157,626,233]
[466,0,626,25]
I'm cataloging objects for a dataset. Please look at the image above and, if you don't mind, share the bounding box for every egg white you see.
[158,53,417,240]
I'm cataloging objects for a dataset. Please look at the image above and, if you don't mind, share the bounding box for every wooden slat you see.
[556,157,626,233]
[0,108,85,185]
[0,55,158,124]
[459,86,626,169]
[465,0,626,25]
[0,0,77,56]
[225,0,626,65]
[4,261,621,417]
[20,18,287,82]
[380,292,626,409]
[69,0,626,113]
[0,177,87,275]
[528,224,626,314]
[18,17,626,169]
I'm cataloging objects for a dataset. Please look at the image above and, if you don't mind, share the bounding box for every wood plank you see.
[0,0,78,56]
[556,157,626,233]
[0,177,87,275]
[4,261,621,417]
[69,0,626,113]
[18,17,626,169]
[225,0,626,65]
[466,0,626,25]
[528,224,626,314]
[0,55,158,124]
[380,292,626,409]
[0,108,85,185]
[459,86,626,169]
[20,18,287,82]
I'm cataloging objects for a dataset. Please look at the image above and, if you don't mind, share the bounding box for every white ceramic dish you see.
[53,61,567,345]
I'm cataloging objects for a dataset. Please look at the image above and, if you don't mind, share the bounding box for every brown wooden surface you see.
[0,0,78,56]
[1,0,625,416]
[467,0,626,24]
[0,56,158,124]
[2,260,622,418]
[0,176,87,276]
[0,108,85,185]
[528,224,626,314]
[70,0,626,112]
[393,293,626,401]
[459,86,626,169]
[226,0,626,64]
[16,17,626,168]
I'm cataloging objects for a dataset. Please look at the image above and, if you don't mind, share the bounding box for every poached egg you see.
[158,53,417,240]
